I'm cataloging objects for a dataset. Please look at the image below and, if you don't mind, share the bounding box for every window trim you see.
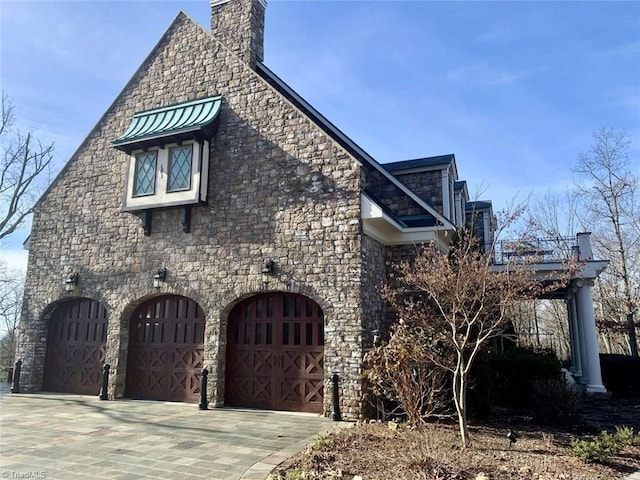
[122,139,209,212]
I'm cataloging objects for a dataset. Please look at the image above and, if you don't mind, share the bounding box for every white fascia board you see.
[450,157,459,182]
[490,259,609,281]
[363,220,439,246]
[361,193,401,225]
[361,193,453,246]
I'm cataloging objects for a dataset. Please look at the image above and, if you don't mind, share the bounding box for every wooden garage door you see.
[226,293,324,413]
[43,299,108,395]
[125,295,205,402]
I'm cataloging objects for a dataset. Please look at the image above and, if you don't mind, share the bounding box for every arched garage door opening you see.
[225,293,324,413]
[43,298,108,395]
[125,295,205,403]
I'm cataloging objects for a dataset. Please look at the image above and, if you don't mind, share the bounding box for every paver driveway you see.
[0,387,333,480]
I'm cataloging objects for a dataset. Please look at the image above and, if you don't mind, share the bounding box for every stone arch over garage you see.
[42,297,109,395]
[125,294,205,402]
[225,292,325,413]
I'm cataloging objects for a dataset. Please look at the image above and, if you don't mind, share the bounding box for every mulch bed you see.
[270,396,640,480]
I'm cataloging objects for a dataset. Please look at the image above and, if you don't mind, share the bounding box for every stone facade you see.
[17,2,369,418]
[15,0,485,419]
[364,168,427,217]
[389,171,443,216]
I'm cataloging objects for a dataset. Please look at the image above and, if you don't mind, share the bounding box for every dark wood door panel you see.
[126,296,204,403]
[226,293,324,412]
[43,299,108,395]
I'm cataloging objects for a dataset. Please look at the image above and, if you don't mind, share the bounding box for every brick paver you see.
[0,386,333,480]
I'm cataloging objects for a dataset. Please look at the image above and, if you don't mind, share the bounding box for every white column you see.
[566,294,583,378]
[572,287,589,384]
[576,232,593,260]
[575,280,607,393]
[441,169,450,219]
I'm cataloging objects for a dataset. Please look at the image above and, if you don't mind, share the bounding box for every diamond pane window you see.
[134,152,157,196]
[168,146,192,192]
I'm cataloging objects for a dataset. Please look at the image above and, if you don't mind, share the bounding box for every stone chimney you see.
[210,0,266,67]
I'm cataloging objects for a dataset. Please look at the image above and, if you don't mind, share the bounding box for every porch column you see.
[575,280,607,393]
[566,294,583,378]
[572,287,589,385]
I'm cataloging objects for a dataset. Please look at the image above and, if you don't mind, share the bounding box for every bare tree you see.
[0,93,54,241]
[528,190,581,240]
[0,261,24,377]
[573,128,639,357]
[520,192,586,360]
[383,212,577,448]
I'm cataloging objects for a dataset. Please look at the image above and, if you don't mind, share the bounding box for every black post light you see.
[372,329,381,346]
[331,371,342,421]
[199,368,209,410]
[11,359,22,394]
[99,364,110,401]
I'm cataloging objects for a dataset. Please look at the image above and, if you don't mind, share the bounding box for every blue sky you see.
[1,0,639,273]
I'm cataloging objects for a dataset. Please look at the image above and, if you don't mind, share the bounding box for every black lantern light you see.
[65,273,79,292]
[261,260,275,287]
[153,268,167,289]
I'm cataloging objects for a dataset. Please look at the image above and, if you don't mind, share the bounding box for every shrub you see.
[570,426,639,464]
[531,377,580,425]
[363,321,450,425]
[599,354,640,398]
[470,347,562,409]
[466,353,494,420]
[613,425,638,446]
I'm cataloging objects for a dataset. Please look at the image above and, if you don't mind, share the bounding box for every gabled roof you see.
[466,200,493,211]
[454,180,467,191]
[113,96,222,153]
[255,62,456,231]
[382,154,455,173]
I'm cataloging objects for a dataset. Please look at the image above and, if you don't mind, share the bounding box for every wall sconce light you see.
[153,267,167,289]
[261,260,275,288]
[65,273,79,292]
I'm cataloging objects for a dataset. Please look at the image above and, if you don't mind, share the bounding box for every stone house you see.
[15,0,499,419]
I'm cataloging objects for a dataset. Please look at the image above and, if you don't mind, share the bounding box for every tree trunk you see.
[453,360,470,448]
[626,312,638,357]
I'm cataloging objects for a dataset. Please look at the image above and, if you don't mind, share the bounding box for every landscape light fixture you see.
[153,268,167,289]
[261,260,275,287]
[65,273,79,292]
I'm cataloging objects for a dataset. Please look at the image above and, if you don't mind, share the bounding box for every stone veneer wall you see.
[385,244,426,268]
[364,168,425,217]
[15,12,371,419]
[392,171,443,216]
[360,235,386,345]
